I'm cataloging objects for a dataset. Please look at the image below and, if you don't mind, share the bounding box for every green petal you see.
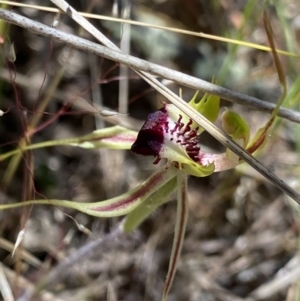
[123,177,177,233]
[221,109,250,161]
[221,110,250,147]
[0,126,137,161]
[189,79,220,126]
[0,166,176,218]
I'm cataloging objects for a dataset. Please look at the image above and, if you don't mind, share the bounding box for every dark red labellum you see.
[131,108,167,158]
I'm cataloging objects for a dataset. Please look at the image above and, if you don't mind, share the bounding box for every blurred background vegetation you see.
[0,0,300,300]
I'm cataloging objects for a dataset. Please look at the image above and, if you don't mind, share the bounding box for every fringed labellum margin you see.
[131,103,215,177]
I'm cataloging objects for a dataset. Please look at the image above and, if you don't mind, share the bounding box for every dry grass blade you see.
[1,265,65,301]
[18,221,129,301]
[0,237,41,268]
[0,264,14,301]
[249,256,300,300]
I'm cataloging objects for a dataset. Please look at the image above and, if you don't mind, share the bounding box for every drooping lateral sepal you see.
[0,166,176,218]
[83,166,176,217]
[123,177,177,233]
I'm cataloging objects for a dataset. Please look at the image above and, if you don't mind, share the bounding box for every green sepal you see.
[66,125,137,149]
[221,109,250,161]
[188,79,220,133]
[0,126,137,161]
[0,166,176,218]
[123,177,177,233]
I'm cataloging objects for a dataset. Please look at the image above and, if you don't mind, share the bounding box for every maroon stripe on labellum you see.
[131,104,202,165]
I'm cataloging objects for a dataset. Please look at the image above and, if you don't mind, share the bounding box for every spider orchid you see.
[126,88,274,300]
[127,91,247,300]
[0,90,275,301]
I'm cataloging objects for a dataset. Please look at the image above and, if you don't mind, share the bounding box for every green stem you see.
[162,171,188,301]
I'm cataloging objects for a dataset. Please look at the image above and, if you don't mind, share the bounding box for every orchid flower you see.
[126,91,227,300]
[0,90,277,301]
[126,87,276,300]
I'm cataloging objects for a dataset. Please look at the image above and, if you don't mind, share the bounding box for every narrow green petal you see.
[0,166,177,218]
[64,125,137,149]
[123,177,177,233]
[189,79,220,125]
[0,126,137,161]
